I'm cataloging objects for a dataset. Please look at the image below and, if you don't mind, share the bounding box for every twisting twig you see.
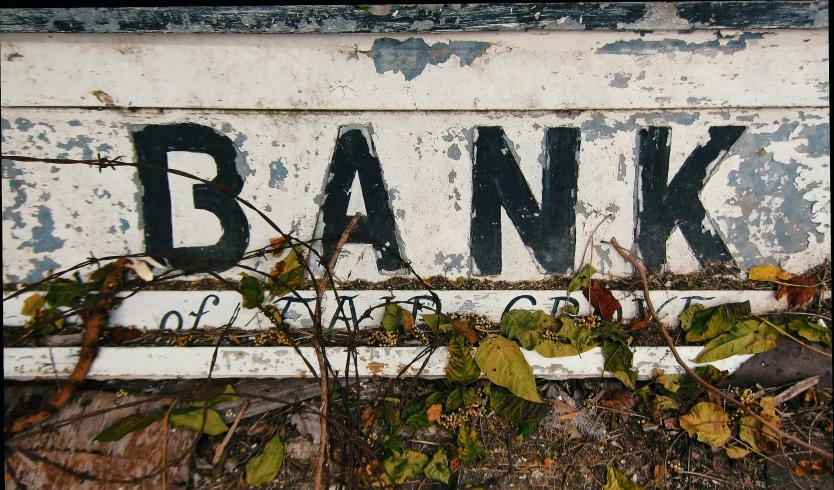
[213,400,249,465]
[314,212,362,490]
[608,237,833,461]
[10,258,130,434]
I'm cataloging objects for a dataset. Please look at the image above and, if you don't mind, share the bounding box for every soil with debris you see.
[5,373,832,490]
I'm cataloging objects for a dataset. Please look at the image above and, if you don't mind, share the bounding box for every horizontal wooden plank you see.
[2,346,752,380]
[0,4,828,34]
[1,108,829,282]
[1,290,794,330]
[3,290,787,330]
[0,30,828,110]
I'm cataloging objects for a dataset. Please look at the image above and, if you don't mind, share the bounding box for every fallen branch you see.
[10,258,129,434]
[608,237,833,461]
[314,212,362,490]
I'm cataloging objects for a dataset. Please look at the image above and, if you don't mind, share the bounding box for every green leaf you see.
[651,396,680,412]
[446,386,481,413]
[94,413,162,442]
[446,334,481,384]
[695,365,730,385]
[169,408,229,435]
[500,310,555,347]
[693,320,780,363]
[777,316,832,347]
[592,321,633,345]
[245,432,284,486]
[685,301,751,343]
[603,465,644,490]
[422,314,453,335]
[568,264,597,294]
[402,392,445,429]
[239,273,265,309]
[484,383,545,423]
[380,435,405,456]
[679,303,705,331]
[475,335,542,403]
[603,340,637,390]
[189,384,239,407]
[457,424,485,462]
[383,450,429,484]
[269,248,304,298]
[552,316,597,351]
[381,303,402,333]
[679,402,730,448]
[532,335,585,358]
[20,294,45,316]
[423,449,451,484]
[656,366,728,401]
[45,282,87,308]
[378,397,402,435]
[517,420,537,440]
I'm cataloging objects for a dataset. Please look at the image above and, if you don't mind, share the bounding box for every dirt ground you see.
[5,359,832,490]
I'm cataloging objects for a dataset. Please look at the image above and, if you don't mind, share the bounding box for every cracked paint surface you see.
[0,30,826,110]
[1,109,828,283]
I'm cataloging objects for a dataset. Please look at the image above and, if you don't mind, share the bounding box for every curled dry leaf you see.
[426,403,442,423]
[776,277,821,307]
[628,315,651,332]
[795,459,830,478]
[125,256,165,281]
[583,280,621,321]
[269,237,286,255]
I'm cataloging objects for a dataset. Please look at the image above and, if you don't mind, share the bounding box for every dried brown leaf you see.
[795,459,829,478]
[108,326,142,345]
[361,406,374,429]
[600,391,636,411]
[628,315,652,332]
[451,320,480,344]
[654,464,668,486]
[776,277,820,307]
[583,280,621,321]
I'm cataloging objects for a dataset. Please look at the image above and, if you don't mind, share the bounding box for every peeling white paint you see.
[3,346,751,380]
[0,30,828,110]
[2,109,828,282]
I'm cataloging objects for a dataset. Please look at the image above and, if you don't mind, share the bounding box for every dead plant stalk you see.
[608,237,833,461]
[10,258,130,434]
[313,212,362,490]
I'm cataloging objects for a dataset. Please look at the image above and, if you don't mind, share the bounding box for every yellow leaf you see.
[748,265,792,282]
[21,294,45,316]
[679,402,730,448]
[726,445,751,459]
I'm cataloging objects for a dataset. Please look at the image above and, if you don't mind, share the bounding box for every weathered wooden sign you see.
[1,4,829,380]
